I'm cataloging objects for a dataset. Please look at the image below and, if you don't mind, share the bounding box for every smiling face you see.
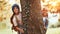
[13,7,19,14]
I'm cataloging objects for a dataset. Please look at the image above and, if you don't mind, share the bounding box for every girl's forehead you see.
[14,7,18,9]
[14,7,18,8]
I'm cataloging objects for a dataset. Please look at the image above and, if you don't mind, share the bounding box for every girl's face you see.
[14,7,19,14]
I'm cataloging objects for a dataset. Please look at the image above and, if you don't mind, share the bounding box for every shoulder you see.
[19,12,22,15]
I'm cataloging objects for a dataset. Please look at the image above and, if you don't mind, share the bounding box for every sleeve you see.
[12,16,17,26]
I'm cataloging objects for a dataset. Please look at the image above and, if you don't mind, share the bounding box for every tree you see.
[20,0,46,34]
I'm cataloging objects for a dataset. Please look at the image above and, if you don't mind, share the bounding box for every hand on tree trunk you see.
[16,27,24,33]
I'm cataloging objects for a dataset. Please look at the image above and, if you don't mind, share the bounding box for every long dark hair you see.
[11,4,20,24]
[12,4,20,15]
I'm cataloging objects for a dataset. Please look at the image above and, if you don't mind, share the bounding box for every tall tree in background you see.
[20,0,46,34]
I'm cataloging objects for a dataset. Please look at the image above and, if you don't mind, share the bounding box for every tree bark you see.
[20,0,46,34]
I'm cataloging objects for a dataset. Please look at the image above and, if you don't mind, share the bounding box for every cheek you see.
[14,9,19,13]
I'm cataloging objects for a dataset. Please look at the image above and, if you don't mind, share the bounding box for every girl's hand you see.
[16,27,24,33]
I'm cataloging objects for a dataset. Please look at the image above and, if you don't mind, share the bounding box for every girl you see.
[10,4,24,34]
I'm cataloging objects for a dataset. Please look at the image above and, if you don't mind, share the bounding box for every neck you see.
[15,13,19,15]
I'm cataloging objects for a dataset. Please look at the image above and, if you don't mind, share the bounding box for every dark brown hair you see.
[12,4,20,14]
[11,4,20,24]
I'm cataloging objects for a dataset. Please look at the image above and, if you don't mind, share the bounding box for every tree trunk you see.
[20,0,46,34]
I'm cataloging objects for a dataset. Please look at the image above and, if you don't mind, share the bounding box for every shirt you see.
[12,13,22,26]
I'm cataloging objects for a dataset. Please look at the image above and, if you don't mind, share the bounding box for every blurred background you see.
[41,0,60,34]
[0,0,21,34]
[0,0,60,34]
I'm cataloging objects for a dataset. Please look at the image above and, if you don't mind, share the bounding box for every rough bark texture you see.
[20,0,46,34]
